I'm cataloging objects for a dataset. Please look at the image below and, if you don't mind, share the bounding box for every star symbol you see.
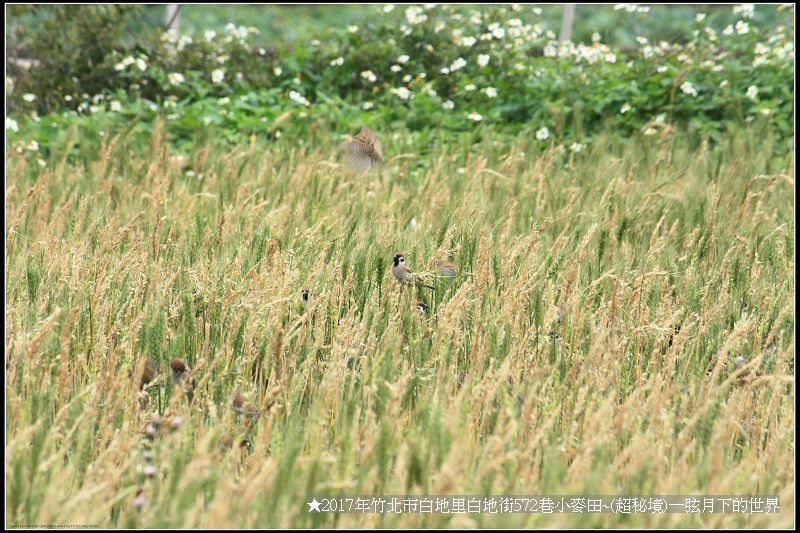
[307,498,321,512]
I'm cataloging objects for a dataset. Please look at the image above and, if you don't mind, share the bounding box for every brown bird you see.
[437,260,457,279]
[136,357,156,391]
[231,390,260,418]
[343,126,383,174]
[170,358,195,403]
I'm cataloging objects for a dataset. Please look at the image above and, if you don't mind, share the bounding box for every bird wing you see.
[343,127,383,173]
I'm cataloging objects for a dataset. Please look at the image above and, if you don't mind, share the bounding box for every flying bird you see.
[343,127,383,174]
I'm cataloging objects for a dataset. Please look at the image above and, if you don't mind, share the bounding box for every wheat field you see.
[5,121,795,527]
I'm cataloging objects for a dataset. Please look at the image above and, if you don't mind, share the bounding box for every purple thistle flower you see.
[133,495,145,509]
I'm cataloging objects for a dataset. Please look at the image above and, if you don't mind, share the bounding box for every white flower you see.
[461,36,477,47]
[484,87,498,98]
[135,58,147,71]
[168,72,185,85]
[759,108,771,116]
[289,90,311,106]
[202,116,213,126]
[680,81,698,97]
[391,64,402,72]
[746,85,758,100]
[330,57,344,66]
[695,13,706,23]
[390,86,411,100]
[535,127,550,141]
[212,69,225,84]
[383,4,395,13]
[733,4,754,19]
[347,25,358,33]
[735,21,750,34]
[89,105,99,114]
[6,117,19,132]
[405,6,427,25]
[450,57,467,71]
[402,74,412,82]
[23,93,36,102]
[440,67,450,75]
[477,54,490,67]
[657,66,668,73]
[464,84,476,91]
[361,70,377,82]
[467,112,483,121]
[570,142,585,153]
[592,32,602,43]
[643,127,657,136]
[491,26,506,39]
[397,54,410,64]
[273,66,282,76]
[442,100,454,110]
[620,103,631,114]
[720,80,729,88]
[204,30,216,42]
[26,140,39,151]
[362,101,374,110]
[218,97,230,105]
[110,100,122,112]
[723,25,734,36]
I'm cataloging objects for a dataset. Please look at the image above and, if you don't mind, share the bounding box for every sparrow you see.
[392,253,434,289]
[415,301,429,318]
[133,357,157,409]
[136,357,156,391]
[301,288,309,308]
[170,358,195,403]
[437,260,457,279]
[668,323,681,347]
[231,390,260,418]
[343,127,383,174]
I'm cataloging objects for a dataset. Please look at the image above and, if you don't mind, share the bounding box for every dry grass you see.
[5,122,795,527]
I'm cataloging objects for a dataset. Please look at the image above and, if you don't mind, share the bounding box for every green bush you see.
[6,5,147,113]
[6,4,795,149]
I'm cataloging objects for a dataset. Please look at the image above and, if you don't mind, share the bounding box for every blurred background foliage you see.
[5,4,794,156]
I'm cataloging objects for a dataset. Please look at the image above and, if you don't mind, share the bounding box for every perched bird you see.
[300,288,309,308]
[133,357,157,409]
[392,253,434,289]
[343,127,383,174]
[437,260,457,279]
[231,390,260,418]
[415,301,429,319]
[136,357,156,391]
[668,323,682,347]
[170,358,195,403]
